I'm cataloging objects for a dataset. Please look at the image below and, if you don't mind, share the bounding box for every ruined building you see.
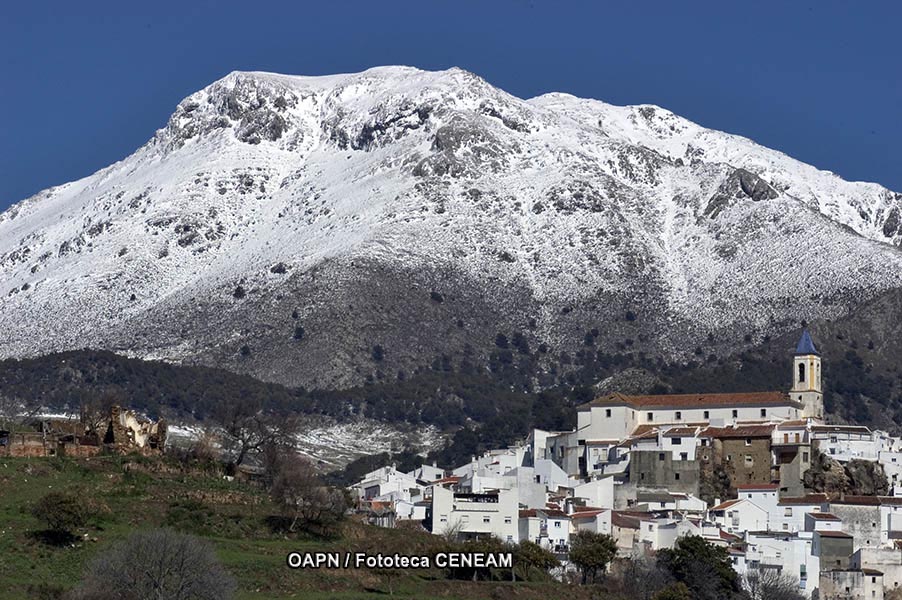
[0,405,166,458]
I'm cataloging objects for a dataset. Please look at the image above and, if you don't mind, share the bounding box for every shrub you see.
[70,529,235,600]
[31,492,86,540]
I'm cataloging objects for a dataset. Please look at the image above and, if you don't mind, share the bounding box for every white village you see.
[352,331,902,599]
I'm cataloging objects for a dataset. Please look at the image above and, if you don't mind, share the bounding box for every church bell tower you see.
[792,329,823,421]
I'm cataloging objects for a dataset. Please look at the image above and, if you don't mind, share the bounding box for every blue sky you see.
[1,0,899,210]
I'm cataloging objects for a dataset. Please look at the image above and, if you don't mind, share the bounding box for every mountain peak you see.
[1,67,901,388]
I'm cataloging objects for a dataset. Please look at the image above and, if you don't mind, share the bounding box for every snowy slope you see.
[2,66,901,388]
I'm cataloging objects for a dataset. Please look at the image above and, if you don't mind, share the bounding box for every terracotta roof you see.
[817,530,853,538]
[702,424,776,438]
[807,512,841,521]
[711,499,744,511]
[861,568,883,575]
[580,391,797,411]
[777,420,809,427]
[430,476,460,485]
[571,510,608,519]
[829,495,881,506]
[880,497,902,506]
[662,427,704,437]
[542,509,570,519]
[612,512,648,529]
[519,509,538,518]
[572,505,605,513]
[736,483,779,490]
[720,530,742,541]
[778,494,828,506]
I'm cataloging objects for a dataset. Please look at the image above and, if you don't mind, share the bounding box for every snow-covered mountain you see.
[2,66,901,388]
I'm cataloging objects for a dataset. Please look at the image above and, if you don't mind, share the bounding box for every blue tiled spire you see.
[795,329,819,355]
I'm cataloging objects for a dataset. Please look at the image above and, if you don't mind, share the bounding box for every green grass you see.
[0,455,595,600]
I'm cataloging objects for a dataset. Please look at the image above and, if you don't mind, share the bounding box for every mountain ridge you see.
[2,66,901,389]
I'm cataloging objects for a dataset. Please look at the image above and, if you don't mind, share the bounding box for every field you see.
[0,455,591,599]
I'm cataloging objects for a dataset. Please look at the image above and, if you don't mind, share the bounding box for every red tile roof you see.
[571,510,608,519]
[580,391,798,411]
[701,424,775,438]
[817,530,853,538]
[830,495,881,506]
[807,512,841,521]
[736,484,779,490]
[711,499,744,511]
[572,505,605,513]
[778,494,828,506]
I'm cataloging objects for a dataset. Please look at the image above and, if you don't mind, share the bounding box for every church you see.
[544,330,824,479]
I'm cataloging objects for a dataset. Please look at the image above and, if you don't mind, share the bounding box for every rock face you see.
[2,66,902,389]
[803,452,889,496]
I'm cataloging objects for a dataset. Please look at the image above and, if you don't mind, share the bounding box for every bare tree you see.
[0,392,41,432]
[211,398,299,467]
[743,568,805,600]
[69,529,236,600]
[78,389,123,437]
[269,452,348,534]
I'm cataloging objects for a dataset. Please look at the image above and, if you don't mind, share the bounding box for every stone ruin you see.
[0,405,166,458]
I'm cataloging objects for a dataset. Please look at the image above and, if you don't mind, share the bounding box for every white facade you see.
[745,531,819,597]
[710,498,768,535]
[431,485,519,543]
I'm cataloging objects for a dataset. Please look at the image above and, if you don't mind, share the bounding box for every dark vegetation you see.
[2,322,900,469]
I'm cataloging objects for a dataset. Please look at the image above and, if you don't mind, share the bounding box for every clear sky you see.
[2,0,899,210]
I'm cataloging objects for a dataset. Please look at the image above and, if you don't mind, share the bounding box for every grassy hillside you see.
[0,454,594,600]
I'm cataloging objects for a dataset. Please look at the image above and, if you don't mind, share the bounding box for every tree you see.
[743,569,805,600]
[70,529,235,600]
[269,452,348,535]
[211,397,299,467]
[569,530,617,584]
[79,388,123,438]
[512,540,560,581]
[657,536,743,600]
[31,492,87,542]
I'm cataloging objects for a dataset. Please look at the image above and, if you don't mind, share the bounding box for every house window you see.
[745,438,752,446]
[703,411,710,419]
[732,410,738,418]
[745,455,754,466]
[483,516,490,524]
[507,535,513,542]
[658,452,666,461]
[680,453,688,461]
[504,517,512,524]
[440,515,448,522]
[784,508,792,516]
[672,437,682,445]
[675,473,680,480]
[760,409,767,418]
[830,435,838,443]
[798,363,805,383]
[462,515,469,523]
[648,412,654,422]
[554,521,561,528]
[701,439,708,447]
[803,452,809,463]
[605,409,611,417]
[675,411,682,421]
